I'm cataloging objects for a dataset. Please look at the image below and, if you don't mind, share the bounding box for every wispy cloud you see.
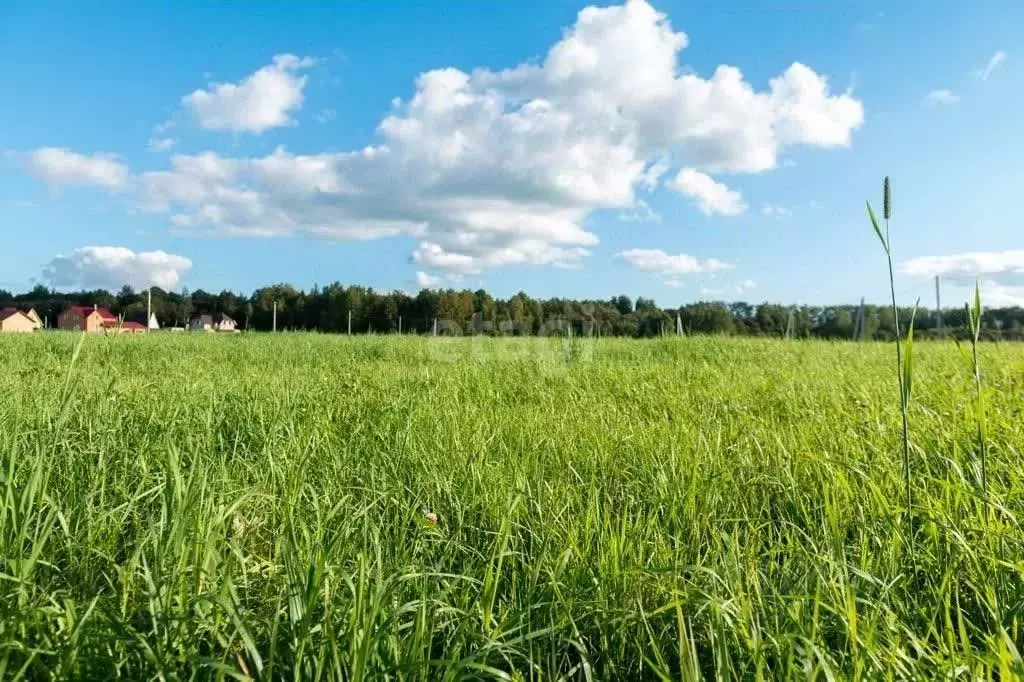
[926,89,960,105]
[619,249,733,276]
[147,137,176,152]
[975,50,1007,81]
[313,108,337,124]
[853,12,884,33]
[618,199,661,223]
[701,279,757,297]
[761,203,792,219]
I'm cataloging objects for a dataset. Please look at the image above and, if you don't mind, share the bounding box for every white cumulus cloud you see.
[22,1,862,275]
[670,169,747,216]
[183,54,316,133]
[976,282,1024,307]
[900,250,1024,285]
[901,249,1024,307]
[415,271,443,288]
[43,246,193,290]
[23,148,130,190]
[619,248,733,275]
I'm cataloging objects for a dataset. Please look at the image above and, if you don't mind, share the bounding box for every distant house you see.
[23,308,42,330]
[0,308,36,333]
[189,313,237,332]
[121,321,147,334]
[58,305,118,332]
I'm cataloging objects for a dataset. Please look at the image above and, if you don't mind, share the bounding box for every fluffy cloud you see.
[43,246,192,290]
[901,250,1024,307]
[183,54,315,133]
[415,271,443,288]
[926,89,959,105]
[618,248,733,275]
[23,148,129,190]
[23,0,862,277]
[670,169,746,215]
[976,51,1007,81]
[900,250,1024,285]
[976,283,1024,307]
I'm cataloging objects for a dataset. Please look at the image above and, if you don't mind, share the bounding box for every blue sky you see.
[1,0,1021,307]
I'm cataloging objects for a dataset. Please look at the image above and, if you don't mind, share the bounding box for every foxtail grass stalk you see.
[965,284,989,523]
[867,176,914,555]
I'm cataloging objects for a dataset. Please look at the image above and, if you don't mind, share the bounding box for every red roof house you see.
[58,304,118,332]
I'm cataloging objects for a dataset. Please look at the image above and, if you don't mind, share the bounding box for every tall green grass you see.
[965,284,990,523]
[867,177,918,546]
[1,333,1022,679]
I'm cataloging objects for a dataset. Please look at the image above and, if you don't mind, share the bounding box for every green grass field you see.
[1,332,1022,679]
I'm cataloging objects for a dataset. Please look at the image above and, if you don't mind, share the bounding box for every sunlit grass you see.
[1,332,1022,679]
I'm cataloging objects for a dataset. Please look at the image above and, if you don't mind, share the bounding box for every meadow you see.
[1,331,1022,680]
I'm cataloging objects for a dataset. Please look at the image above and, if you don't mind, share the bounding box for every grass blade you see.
[866,202,887,252]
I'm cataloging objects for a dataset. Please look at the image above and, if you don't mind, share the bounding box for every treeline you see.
[3,283,1023,340]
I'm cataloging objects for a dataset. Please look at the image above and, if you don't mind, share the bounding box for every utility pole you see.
[272,300,277,332]
[785,307,795,339]
[147,287,152,325]
[935,275,943,334]
[676,312,683,336]
[858,297,866,340]
[852,297,865,341]
[432,318,438,336]
[398,315,402,335]
[347,309,352,335]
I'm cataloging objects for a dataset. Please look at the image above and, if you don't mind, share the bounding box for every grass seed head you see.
[883,176,892,220]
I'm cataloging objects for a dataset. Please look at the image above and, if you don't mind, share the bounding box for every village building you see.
[23,308,43,329]
[0,308,37,333]
[58,305,118,332]
[189,313,238,332]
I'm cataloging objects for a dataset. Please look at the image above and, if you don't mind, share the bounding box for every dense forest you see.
[3,283,1023,340]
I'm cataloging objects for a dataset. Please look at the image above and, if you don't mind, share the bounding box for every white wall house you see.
[189,314,238,332]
